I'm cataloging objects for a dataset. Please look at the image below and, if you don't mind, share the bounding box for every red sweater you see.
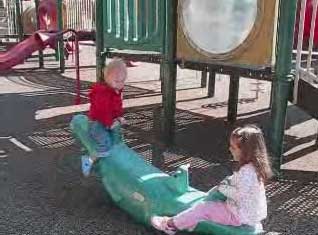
[88,83,123,128]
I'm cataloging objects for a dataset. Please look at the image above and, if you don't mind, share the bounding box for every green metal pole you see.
[15,0,23,41]
[95,0,104,82]
[270,0,297,174]
[161,0,177,146]
[34,0,44,68]
[227,74,239,123]
[57,0,65,73]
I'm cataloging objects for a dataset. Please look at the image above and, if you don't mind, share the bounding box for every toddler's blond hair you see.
[104,58,127,83]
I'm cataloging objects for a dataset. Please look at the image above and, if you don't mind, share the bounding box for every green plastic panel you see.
[102,0,165,52]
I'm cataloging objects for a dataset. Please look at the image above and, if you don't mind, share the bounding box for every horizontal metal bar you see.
[292,49,318,56]
[106,50,163,64]
[299,67,318,83]
[178,60,273,81]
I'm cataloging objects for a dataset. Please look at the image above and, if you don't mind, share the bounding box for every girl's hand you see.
[220,175,233,186]
[205,186,227,202]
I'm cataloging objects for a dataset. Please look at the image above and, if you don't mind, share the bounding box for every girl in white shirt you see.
[151,125,273,235]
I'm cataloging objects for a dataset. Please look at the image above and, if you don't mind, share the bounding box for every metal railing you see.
[64,0,95,30]
[2,0,96,38]
[294,0,318,103]
[5,0,18,35]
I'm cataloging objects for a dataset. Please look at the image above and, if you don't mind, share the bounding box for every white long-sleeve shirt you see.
[217,163,267,226]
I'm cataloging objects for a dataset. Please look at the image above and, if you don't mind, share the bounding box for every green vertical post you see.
[270,0,297,173]
[96,0,104,82]
[15,0,23,41]
[34,0,44,68]
[227,74,239,123]
[161,0,177,146]
[57,0,65,73]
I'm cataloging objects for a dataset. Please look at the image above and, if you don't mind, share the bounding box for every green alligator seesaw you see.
[70,114,260,235]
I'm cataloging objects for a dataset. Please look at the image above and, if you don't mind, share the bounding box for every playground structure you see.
[0,0,96,71]
[94,0,318,174]
[0,0,82,102]
[0,0,96,104]
[0,28,81,103]
[0,0,311,234]
[20,0,67,34]
[2,0,95,38]
[0,30,58,70]
[69,0,318,233]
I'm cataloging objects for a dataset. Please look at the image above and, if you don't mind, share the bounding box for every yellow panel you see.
[177,0,278,69]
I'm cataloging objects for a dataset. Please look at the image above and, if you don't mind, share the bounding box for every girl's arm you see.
[217,174,238,200]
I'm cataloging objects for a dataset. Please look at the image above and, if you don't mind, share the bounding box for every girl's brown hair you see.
[231,124,273,182]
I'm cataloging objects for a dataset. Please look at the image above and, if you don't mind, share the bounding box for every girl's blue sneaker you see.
[81,155,93,177]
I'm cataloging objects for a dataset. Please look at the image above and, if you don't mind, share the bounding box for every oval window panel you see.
[180,0,258,55]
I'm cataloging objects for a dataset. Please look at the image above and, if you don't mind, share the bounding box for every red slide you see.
[0,31,58,71]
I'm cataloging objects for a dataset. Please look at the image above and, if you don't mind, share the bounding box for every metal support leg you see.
[269,76,274,108]
[160,62,164,89]
[201,70,207,88]
[15,0,23,42]
[208,69,216,98]
[162,0,177,147]
[57,0,65,73]
[162,60,177,147]
[95,0,104,81]
[227,74,240,123]
[34,0,43,68]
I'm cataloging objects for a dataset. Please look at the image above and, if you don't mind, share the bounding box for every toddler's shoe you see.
[81,155,94,177]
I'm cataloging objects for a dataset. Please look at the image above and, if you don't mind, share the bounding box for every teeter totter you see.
[70,114,261,235]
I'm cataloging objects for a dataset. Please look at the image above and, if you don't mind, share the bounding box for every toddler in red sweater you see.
[82,58,127,176]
